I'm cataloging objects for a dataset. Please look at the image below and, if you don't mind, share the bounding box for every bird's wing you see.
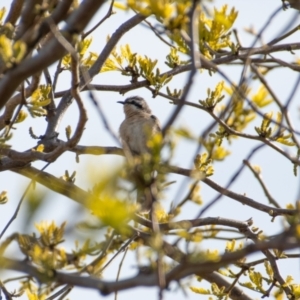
[150,114,162,133]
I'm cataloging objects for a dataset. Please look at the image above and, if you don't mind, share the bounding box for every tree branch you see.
[0,0,106,109]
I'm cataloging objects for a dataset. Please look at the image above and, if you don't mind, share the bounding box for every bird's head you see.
[118,96,152,116]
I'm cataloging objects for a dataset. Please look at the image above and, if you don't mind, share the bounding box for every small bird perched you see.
[118,96,161,156]
[118,96,161,212]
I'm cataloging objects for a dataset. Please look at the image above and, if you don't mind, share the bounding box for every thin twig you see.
[114,247,128,300]
[284,72,300,109]
[52,59,63,93]
[46,285,73,300]
[57,286,73,300]
[0,72,41,131]
[88,92,121,146]
[82,0,115,39]
[48,18,89,148]
[48,17,120,145]
[141,18,175,48]
[80,230,116,274]
[99,234,137,273]
[0,1,105,109]
[0,280,13,300]
[150,188,165,300]
[4,82,26,138]
[40,52,56,114]
[225,268,246,295]
[195,144,265,218]
[3,275,30,284]
[2,229,298,297]
[170,180,200,213]
[148,88,300,165]
[254,59,300,150]
[268,24,300,46]
[162,1,200,136]
[243,160,281,208]
[0,162,51,240]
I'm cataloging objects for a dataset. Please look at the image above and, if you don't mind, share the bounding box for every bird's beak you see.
[117,101,125,105]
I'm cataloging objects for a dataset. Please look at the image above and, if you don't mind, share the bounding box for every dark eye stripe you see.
[127,100,143,109]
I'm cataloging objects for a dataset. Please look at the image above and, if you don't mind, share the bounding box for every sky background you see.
[1,0,300,299]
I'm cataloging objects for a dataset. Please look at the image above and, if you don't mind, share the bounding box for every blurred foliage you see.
[0,190,8,204]
[17,222,67,270]
[190,237,300,300]
[85,167,138,235]
[252,85,273,108]
[203,137,231,161]
[225,239,243,253]
[87,193,136,235]
[35,144,44,152]
[0,34,26,72]
[189,183,202,205]
[61,170,76,183]
[223,83,255,135]
[14,109,28,123]
[0,1,299,299]
[190,282,227,299]
[194,152,214,176]
[0,126,12,150]
[24,186,47,225]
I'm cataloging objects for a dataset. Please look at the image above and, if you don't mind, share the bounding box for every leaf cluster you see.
[199,5,238,59]
[255,112,296,146]
[62,38,96,70]
[102,43,173,93]
[17,222,67,272]
[199,80,225,110]
[194,152,214,176]
[121,1,238,58]
[0,34,26,72]
[27,85,52,118]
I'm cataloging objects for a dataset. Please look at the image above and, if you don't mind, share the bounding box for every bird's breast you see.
[119,116,158,155]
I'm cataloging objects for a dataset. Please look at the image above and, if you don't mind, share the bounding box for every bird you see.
[118,96,161,212]
[118,96,161,156]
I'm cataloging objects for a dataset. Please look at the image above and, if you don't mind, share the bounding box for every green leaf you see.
[190,286,211,294]
[264,260,273,280]
[199,81,225,109]
[276,133,296,146]
[251,85,273,108]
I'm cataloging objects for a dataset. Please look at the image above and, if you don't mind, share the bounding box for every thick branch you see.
[12,166,88,206]
[0,0,106,109]
[5,0,24,25]
[1,229,298,297]
[44,13,147,139]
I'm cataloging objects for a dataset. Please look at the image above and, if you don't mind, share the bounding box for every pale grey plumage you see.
[118,96,161,212]
[118,96,161,155]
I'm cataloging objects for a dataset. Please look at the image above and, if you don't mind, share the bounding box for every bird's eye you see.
[130,101,143,109]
